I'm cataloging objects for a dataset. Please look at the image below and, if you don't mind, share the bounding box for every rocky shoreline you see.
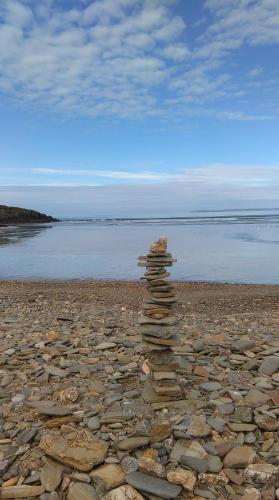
[0,205,59,225]
[0,280,279,499]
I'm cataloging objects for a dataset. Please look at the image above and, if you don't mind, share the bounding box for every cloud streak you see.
[2,164,279,216]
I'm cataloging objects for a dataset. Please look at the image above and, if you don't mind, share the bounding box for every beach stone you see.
[117,437,149,451]
[40,457,63,492]
[254,413,279,431]
[91,464,125,492]
[105,485,144,499]
[149,422,172,442]
[244,463,279,483]
[241,488,261,500]
[26,400,71,416]
[121,457,138,474]
[126,471,182,499]
[233,339,256,352]
[87,416,101,431]
[228,423,257,432]
[167,468,196,492]
[207,417,225,432]
[187,415,211,438]
[208,455,223,473]
[40,493,59,500]
[200,382,222,392]
[169,440,189,462]
[138,457,165,478]
[68,482,97,500]
[96,342,116,350]
[244,388,270,407]
[59,386,78,403]
[259,356,279,375]
[223,446,257,468]
[0,485,45,498]
[234,406,252,423]
[40,429,108,471]
[180,454,208,473]
[223,468,244,485]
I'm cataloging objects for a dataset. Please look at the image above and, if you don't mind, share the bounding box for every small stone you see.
[233,339,256,352]
[244,463,279,483]
[121,456,139,474]
[244,389,270,407]
[223,446,257,468]
[68,481,97,500]
[40,428,108,471]
[40,457,63,492]
[193,366,209,378]
[149,423,172,442]
[126,471,182,499]
[47,330,59,341]
[241,487,261,499]
[208,455,223,473]
[96,342,117,350]
[254,413,279,431]
[259,356,279,376]
[228,423,257,432]
[0,485,45,498]
[138,457,165,478]
[87,416,101,431]
[187,416,211,438]
[117,437,149,451]
[180,454,208,473]
[59,386,78,403]
[167,468,196,492]
[223,468,244,485]
[200,382,222,392]
[105,485,144,499]
[91,464,125,492]
[169,440,189,462]
[26,400,71,416]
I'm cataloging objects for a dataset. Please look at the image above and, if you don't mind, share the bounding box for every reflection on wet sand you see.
[0,224,54,245]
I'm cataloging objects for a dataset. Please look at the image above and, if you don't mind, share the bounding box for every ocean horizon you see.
[1,211,279,283]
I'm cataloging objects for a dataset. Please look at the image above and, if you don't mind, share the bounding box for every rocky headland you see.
[0,280,279,499]
[0,205,59,225]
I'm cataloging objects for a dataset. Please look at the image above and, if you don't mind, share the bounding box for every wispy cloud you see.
[22,164,279,187]
[0,0,278,122]
[1,164,279,216]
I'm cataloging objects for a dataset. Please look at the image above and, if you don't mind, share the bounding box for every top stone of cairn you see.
[150,237,168,254]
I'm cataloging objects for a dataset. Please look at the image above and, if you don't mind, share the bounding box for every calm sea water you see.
[0,214,279,283]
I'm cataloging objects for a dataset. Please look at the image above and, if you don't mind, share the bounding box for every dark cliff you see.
[0,204,59,224]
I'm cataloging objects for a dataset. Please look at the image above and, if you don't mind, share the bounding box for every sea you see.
[0,211,279,283]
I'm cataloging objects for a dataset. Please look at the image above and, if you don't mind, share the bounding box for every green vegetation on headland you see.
[0,204,59,225]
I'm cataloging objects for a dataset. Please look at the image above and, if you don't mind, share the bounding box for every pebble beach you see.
[0,280,279,499]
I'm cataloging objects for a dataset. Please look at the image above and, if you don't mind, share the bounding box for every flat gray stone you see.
[68,482,97,500]
[180,454,208,473]
[126,471,182,499]
[232,339,256,352]
[26,400,71,416]
[258,356,279,376]
[200,382,222,392]
[244,389,270,407]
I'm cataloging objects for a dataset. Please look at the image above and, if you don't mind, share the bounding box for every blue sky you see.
[0,0,279,216]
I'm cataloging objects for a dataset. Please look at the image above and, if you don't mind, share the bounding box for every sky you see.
[0,0,279,217]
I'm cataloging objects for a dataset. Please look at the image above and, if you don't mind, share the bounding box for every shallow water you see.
[0,215,279,282]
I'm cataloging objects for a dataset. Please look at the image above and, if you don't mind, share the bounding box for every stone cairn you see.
[138,237,182,402]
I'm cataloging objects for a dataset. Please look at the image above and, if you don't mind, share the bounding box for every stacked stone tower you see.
[138,237,182,402]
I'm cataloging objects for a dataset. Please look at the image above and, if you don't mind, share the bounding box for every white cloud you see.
[248,65,263,77]
[0,0,278,121]
[1,164,279,216]
[27,164,279,186]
